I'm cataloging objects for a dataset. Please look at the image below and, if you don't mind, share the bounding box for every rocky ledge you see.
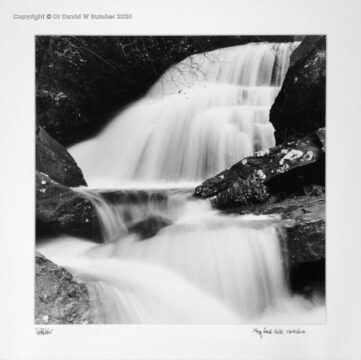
[226,193,325,265]
[194,128,325,208]
[223,192,325,296]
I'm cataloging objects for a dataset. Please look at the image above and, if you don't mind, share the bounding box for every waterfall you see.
[38,41,325,323]
[68,42,299,187]
[39,190,324,324]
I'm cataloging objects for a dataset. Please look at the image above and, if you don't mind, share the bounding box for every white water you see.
[38,41,325,323]
[39,191,325,324]
[39,194,324,324]
[69,42,299,187]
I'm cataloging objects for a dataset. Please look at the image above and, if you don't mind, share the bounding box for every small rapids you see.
[38,41,325,324]
[39,191,325,324]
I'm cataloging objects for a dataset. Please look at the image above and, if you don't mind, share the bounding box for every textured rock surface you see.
[35,251,93,324]
[289,35,324,67]
[36,126,87,187]
[194,129,325,208]
[36,171,101,241]
[270,35,326,144]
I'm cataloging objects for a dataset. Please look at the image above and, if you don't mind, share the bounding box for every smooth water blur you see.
[69,42,299,186]
[39,192,325,324]
[37,41,326,324]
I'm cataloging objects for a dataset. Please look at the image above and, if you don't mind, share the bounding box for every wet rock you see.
[129,216,172,240]
[270,36,326,144]
[36,171,101,241]
[194,129,325,208]
[36,126,87,187]
[35,251,93,324]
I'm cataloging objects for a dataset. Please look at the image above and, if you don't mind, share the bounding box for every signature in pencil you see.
[35,327,53,335]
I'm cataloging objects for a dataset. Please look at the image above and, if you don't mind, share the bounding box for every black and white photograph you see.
[1,1,361,359]
[35,35,326,324]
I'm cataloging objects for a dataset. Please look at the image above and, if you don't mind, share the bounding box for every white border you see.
[1,0,361,359]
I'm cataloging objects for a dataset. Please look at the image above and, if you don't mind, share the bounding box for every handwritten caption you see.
[253,327,306,339]
[35,327,53,336]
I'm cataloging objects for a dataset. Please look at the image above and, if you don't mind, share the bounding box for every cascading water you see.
[38,41,325,323]
[68,42,299,187]
[39,191,324,323]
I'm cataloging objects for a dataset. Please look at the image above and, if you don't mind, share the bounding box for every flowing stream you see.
[68,42,298,187]
[38,41,325,323]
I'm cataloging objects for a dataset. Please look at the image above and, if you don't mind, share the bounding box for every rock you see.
[36,171,101,241]
[35,251,93,324]
[194,129,325,208]
[36,36,296,145]
[36,126,87,187]
[225,194,325,295]
[270,36,326,144]
[228,194,325,265]
[289,259,325,297]
[289,35,324,67]
[129,216,172,240]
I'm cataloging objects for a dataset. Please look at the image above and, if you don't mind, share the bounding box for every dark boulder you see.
[36,171,101,241]
[129,216,172,240]
[36,126,87,187]
[194,128,325,208]
[270,35,326,144]
[35,251,93,324]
